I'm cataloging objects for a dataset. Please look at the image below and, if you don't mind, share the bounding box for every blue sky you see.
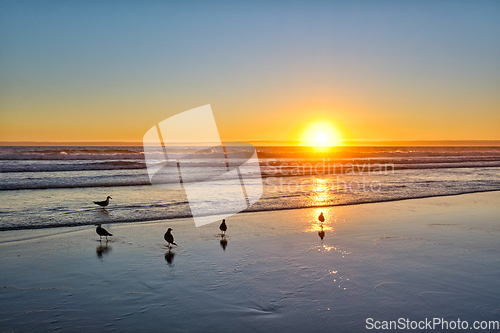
[1,1,499,142]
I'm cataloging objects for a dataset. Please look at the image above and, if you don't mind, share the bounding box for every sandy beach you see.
[0,191,499,332]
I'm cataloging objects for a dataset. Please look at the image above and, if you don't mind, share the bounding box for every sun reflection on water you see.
[311,178,329,204]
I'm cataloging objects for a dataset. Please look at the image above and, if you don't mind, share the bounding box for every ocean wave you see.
[1,156,499,174]
[2,146,500,161]
[1,163,499,190]
[0,145,248,161]
[0,161,147,172]
[0,153,145,161]
[260,161,500,177]
[0,181,152,191]
[0,172,265,191]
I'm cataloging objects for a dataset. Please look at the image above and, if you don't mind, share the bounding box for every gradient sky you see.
[1,0,499,144]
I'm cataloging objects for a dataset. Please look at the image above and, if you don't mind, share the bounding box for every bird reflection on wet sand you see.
[318,225,325,241]
[96,241,111,259]
[318,226,325,240]
[220,238,228,251]
[165,249,175,266]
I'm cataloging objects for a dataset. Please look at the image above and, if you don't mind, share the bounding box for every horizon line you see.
[1,139,500,147]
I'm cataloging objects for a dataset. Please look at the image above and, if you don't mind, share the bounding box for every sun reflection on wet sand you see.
[309,223,333,233]
[318,244,351,256]
[306,205,337,234]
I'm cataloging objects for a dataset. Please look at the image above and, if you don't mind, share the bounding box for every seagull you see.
[96,224,113,241]
[219,219,227,236]
[164,228,177,248]
[318,212,325,223]
[94,196,112,208]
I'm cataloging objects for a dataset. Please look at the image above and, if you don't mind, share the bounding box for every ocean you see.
[1,145,499,230]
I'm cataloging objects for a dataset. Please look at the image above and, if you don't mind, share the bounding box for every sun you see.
[303,122,341,147]
[316,132,327,144]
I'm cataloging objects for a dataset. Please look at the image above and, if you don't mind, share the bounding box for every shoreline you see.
[1,189,499,232]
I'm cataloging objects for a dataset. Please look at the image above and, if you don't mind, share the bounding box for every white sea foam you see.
[0,146,499,230]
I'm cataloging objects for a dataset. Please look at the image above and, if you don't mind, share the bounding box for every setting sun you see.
[316,132,327,144]
[303,122,341,147]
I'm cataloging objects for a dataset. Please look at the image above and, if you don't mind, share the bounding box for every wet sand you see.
[0,192,499,332]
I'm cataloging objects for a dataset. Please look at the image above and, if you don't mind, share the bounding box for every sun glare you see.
[316,132,327,144]
[303,122,341,147]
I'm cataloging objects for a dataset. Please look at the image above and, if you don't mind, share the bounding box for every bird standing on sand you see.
[219,219,227,235]
[96,224,113,241]
[94,196,112,208]
[318,212,325,223]
[164,228,177,248]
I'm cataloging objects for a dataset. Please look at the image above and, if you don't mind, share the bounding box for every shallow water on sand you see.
[1,167,499,231]
[0,192,499,332]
